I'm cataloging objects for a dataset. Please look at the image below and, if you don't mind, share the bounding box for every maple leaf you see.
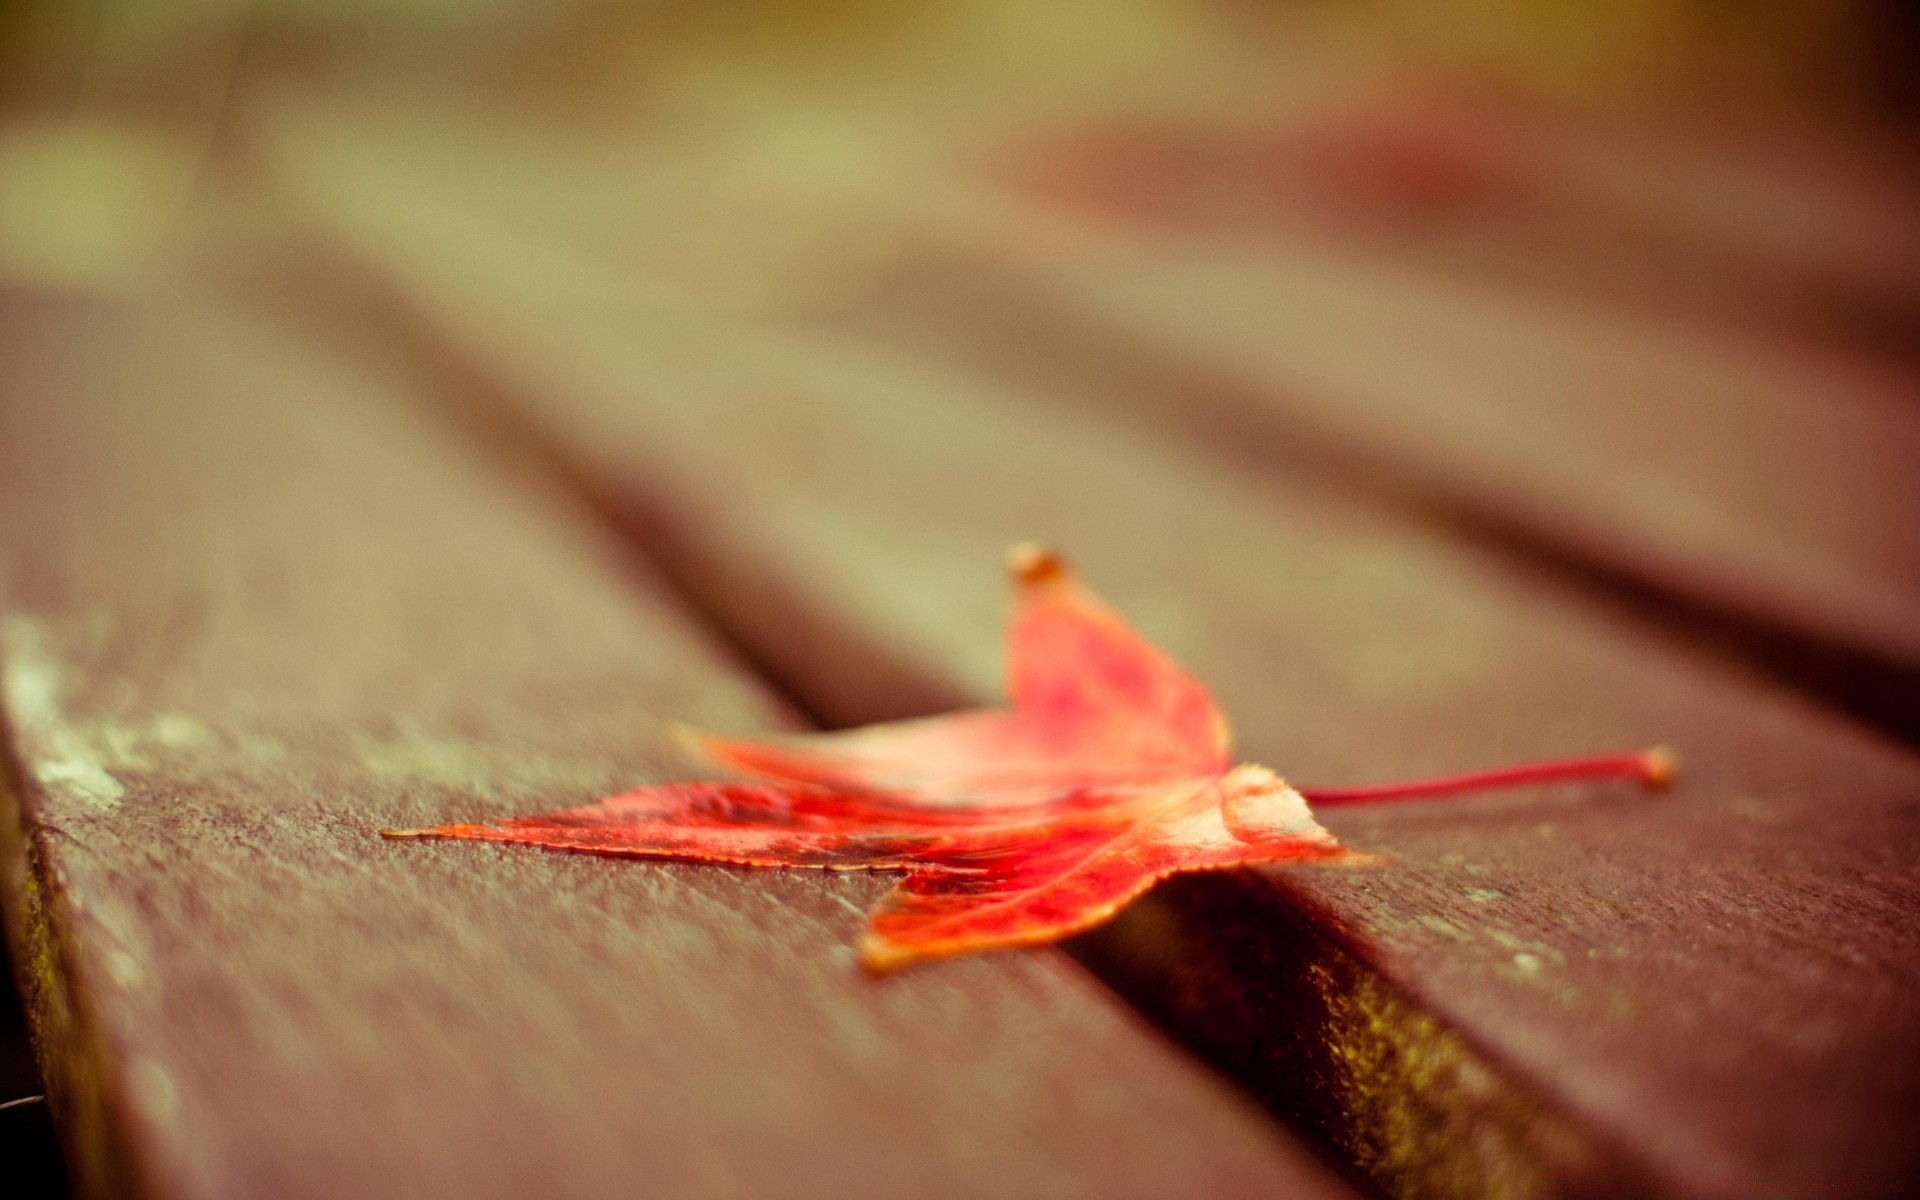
[385,545,1669,971]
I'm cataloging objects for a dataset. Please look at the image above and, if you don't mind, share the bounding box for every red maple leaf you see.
[386,546,1669,971]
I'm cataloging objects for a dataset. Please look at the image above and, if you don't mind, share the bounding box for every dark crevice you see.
[0,928,66,1200]
[0,1094,67,1199]
[1068,875,1656,1199]
[1384,503,1920,748]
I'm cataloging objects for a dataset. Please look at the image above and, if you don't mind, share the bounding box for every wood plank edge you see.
[1070,875,1658,1198]
[0,748,152,1200]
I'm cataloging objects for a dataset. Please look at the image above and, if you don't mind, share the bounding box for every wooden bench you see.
[245,148,1920,1193]
[4,17,1920,1199]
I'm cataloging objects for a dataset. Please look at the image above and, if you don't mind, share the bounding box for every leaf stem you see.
[1300,746,1674,806]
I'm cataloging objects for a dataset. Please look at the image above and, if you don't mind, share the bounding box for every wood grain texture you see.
[272,188,1920,1197]
[0,290,1351,1200]
[869,233,1920,736]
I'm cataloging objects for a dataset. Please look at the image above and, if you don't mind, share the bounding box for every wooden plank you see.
[854,221,1920,742]
[0,289,1351,1200]
[271,180,1920,1197]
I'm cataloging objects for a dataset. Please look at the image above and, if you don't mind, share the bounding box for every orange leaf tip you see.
[1006,542,1068,588]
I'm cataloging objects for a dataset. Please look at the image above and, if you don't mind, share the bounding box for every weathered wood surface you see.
[871,199,1920,738]
[0,290,1353,1200]
[269,179,1920,1197]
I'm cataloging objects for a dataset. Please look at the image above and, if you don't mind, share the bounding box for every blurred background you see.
[2,2,1918,1193]
[2,0,1919,307]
